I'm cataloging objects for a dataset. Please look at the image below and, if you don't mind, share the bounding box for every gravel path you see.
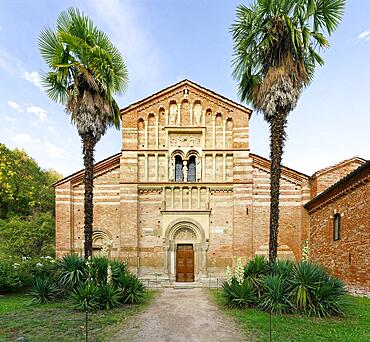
[114,288,248,342]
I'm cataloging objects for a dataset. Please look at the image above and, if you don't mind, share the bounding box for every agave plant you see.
[110,259,128,285]
[58,254,87,291]
[222,278,257,309]
[244,255,270,296]
[71,282,100,312]
[29,277,60,304]
[259,275,292,315]
[89,256,109,286]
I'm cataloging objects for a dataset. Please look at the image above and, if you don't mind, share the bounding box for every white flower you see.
[225,266,233,286]
[234,257,244,286]
[107,265,112,285]
[13,263,20,268]
[36,262,43,267]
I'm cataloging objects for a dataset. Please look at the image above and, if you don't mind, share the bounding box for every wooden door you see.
[176,244,194,282]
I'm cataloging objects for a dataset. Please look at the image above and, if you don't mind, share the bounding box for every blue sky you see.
[0,0,369,176]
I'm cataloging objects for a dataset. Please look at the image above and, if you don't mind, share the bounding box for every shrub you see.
[89,256,109,286]
[270,259,294,279]
[290,261,327,311]
[71,283,100,312]
[244,255,270,296]
[116,272,146,304]
[0,259,24,293]
[97,284,121,310]
[222,278,256,309]
[29,277,60,304]
[259,275,292,314]
[59,254,87,291]
[21,256,60,283]
[110,259,127,284]
[307,276,346,317]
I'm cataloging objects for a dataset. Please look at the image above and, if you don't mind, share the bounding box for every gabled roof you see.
[311,156,366,178]
[305,160,370,211]
[250,153,309,185]
[121,79,253,116]
[53,153,121,188]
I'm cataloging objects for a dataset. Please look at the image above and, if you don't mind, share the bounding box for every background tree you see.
[231,0,345,262]
[38,8,128,259]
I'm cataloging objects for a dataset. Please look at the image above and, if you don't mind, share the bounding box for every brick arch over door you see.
[163,218,208,281]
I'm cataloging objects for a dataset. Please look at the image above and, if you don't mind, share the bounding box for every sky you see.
[0,0,369,177]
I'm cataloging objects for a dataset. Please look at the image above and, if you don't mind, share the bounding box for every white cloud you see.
[358,30,370,41]
[44,142,70,160]
[12,133,71,161]
[47,126,56,132]
[27,105,48,122]
[12,133,42,148]
[7,101,23,112]
[23,71,43,90]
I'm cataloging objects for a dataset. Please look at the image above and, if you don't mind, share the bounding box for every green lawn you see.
[0,291,157,342]
[210,290,370,342]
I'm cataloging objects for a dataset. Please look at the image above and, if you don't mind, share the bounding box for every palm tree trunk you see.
[82,132,96,260]
[268,111,287,264]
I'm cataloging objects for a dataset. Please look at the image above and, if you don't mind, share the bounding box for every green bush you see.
[97,284,121,310]
[89,256,109,286]
[222,278,256,309]
[110,259,127,284]
[0,259,24,293]
[244,255,270,296]
[58,254,87,291]
[270,259,294,278]
[116,272,146,304]
[259,275,292,314]
[71,283,100,312]
[29,277,60,304]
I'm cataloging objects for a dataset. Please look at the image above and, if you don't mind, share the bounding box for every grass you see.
[0,290,157,342]
[210,289,370,342]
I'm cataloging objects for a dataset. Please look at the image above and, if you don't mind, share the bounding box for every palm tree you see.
[39,8,128,259]
[231,0,345,263]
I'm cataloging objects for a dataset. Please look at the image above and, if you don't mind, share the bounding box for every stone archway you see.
[163,219,208,282]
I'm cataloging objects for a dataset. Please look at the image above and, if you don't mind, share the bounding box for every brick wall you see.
[308,181,370,293]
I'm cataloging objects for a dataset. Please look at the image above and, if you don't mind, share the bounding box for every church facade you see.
[54,80,366,284]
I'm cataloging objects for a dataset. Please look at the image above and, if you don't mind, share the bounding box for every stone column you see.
[197,186,201,209]
[212,116,216,149]
[213,153,216,181]
[156,116,159,149]
[223,153,226,181]
[180,187,183,209]
[155,153,158,181]
[144,119,148,148]
[223,119,226,149]
[177,103,181,125]
[145,152,148,181]
[188,186,192,209]
[171,187,174,209]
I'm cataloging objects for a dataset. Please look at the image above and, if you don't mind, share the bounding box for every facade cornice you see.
[120,79,252,117]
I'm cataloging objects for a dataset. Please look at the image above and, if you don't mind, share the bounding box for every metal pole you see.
[85,311,88,342]
[269,310,272,342]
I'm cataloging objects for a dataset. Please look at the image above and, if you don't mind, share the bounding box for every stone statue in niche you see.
[193,105,202,126]
[169,158,175,181]
[196,158,201,181]
[183,160,188,182]
[169,104,178,125]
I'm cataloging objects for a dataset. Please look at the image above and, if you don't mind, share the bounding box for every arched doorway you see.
[163,219,208,282]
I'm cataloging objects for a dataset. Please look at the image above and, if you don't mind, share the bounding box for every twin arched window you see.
[174,155,197,182]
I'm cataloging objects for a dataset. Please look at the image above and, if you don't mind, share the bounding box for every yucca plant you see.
[244,255,270,296]
[97,284,121,310]
[71,282,100,312]
[116,272,145,304]
[270,259,294,279]
[58,254,87,291]
[222,278,257,309]
[110,259,128,285]
[29,277,60,304]
[307,276,346,317]
[259,275,292,314]
[290,261,328,311]
[89,256,109,286]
